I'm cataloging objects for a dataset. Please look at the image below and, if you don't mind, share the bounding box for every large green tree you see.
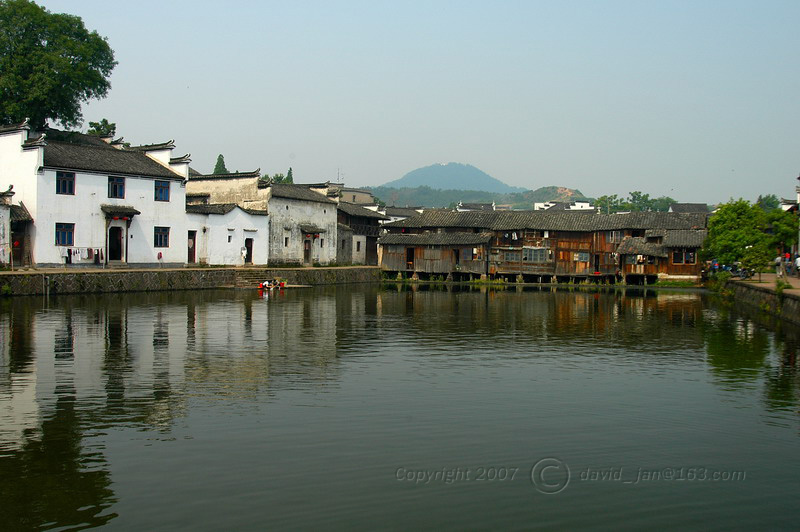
[703,199,766,265]
[0,0,116,129]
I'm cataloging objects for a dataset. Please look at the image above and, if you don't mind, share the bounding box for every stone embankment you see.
[727,273,800,326]
[0,266,381,296]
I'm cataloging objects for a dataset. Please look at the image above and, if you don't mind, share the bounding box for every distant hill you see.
[381,163,526,194]
[368,185,589,209]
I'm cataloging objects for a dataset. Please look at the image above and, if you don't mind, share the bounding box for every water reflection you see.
[0,287,798,529]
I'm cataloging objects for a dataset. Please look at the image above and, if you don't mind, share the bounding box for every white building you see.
[186,173,338,265]
[0,120,189,267]
[533,201,595,211]
[185,203,269,265]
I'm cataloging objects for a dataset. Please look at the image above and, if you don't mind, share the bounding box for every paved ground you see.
[0,265,379,275]
[737,272,800,296]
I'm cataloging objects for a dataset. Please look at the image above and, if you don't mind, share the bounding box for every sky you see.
[36,0,800,203]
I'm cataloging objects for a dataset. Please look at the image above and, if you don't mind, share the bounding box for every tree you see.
[286,167,293,184]
[740,240,773,282]
[755,194,780,211]
[594,194,623,214]
[213,154,228,174]
[703,199,766,265]
[626,191,653,212]
[87,118,115,136]
[650,195,677,212]
[765,208,799,251]
[0,0,116,129]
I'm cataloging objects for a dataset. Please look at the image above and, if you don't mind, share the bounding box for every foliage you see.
[0,0,116,129]
[740,240,772,276]
[756,194,780,211]
[213,154,228,174]
[765,208,799,250]
[594,191,676,213]
[270,169,294,184]
[87,118,115,136]
[703,199,767,265]
[1,284,11,296]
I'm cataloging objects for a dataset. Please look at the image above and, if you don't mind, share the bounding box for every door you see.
[244,238,253,264]
[187,231,196,263]
[108,226,123,261]
[304,239,311,264]
[594,254,600,273]
[406,247,415,270]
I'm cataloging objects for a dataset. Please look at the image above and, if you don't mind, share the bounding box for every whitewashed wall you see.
[0,129,41,218]
[186,208,269,265]
[34,169,187,266]
[352,235,367,264]
[268,196,337,264]
[0,203,9,264]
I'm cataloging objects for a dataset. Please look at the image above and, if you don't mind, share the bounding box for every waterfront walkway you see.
[737,272,800,296]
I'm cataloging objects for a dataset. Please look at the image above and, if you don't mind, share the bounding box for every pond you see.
[1,285,798,530]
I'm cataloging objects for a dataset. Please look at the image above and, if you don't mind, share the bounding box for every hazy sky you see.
[37,0,800,203]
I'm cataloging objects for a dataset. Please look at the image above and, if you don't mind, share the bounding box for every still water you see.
[1,285,798,530]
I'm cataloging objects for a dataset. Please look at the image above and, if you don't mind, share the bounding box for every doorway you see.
[244,238,253,264]
[406,247,415,270]
[594,254,601,273]
[304,239,311,264]
[108,226,123,261]
[188,231,196,263]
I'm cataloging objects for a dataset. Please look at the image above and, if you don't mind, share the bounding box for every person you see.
[775,255,783,277]
[796,255,800,278]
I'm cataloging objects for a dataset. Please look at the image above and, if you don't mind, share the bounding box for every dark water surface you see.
[1,285,799,530]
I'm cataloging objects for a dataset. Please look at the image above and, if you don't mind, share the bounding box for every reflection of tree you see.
[0,390,116,529]
[703,310,770,386]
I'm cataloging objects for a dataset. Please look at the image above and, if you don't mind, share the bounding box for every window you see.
[154,226,170,247]
[523,247,549,263]
[574,252,590,262]
[321,238,325,248]
[56,171,75,195]
[55,223,74,246]
[284,237,289,247]
[228,235,232,243]
[342,239,346,249]
[154,180,170,201]
[108,176,125,198]
[672,249,696,265]
[504,251,521,262]
[356,241,361,252]
[607,230,622,243]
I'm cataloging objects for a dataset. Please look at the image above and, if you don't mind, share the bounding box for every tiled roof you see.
[385,206,422,217]
[300,224,326,233]
[662,229,707,248]
[338,223,354,233]
[0,119,29,134]
[379,232,494,246]
[186,203,237,215]
[10,203,32,222]
[186,203,268,216]
[670,203,709,213]
[126,140,175,152]
[338,202,389,219]
[270,184,336,204]
[100,204,141,217]
[387,211,708,232]
[42,140,184,179]
[615,237,668,257]
[188,170,261,181]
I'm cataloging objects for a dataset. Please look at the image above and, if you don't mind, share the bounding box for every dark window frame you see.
[154,226,170,248]
[154,180,170,201]
[108,176,125,199]
[55,222,74,246]
[56,171,75,195]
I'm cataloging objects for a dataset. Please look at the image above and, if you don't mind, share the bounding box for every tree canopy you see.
[213,154,229,174]
[87,118,115,136]
[0,0,116,129]
[593,191,677,214]
[704,199,799,265]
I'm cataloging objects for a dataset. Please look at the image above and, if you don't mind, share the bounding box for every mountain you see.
[381,163,526,194]
[368,185,589,209]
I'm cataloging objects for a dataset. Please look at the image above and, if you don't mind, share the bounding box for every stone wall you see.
[0,266,381,296]
[729,281,800,326]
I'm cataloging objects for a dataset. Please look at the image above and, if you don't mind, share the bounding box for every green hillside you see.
[368,185,590,209]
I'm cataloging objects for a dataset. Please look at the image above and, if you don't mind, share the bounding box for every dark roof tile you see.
[337,202,389,219]
[270,184,336,204]
[379,232,494,246]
